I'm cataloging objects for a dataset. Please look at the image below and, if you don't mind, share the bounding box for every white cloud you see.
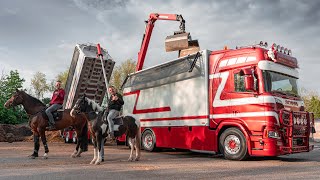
[0,0,319,95]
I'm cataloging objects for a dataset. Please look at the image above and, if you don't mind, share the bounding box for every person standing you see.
[45,80,65,129]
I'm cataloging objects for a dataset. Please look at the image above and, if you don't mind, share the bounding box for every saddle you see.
[42,109,64,121]
[110,116,124,132]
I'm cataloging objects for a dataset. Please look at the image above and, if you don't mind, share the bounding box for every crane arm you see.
[136,13,185,71]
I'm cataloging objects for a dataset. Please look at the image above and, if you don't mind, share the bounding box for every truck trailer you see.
[123,40,314,160]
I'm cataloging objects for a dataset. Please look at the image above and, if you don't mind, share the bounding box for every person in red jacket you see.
[45,80,65,129]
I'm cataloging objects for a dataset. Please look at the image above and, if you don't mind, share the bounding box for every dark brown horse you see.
[4,89,88,159]
[71,96,141,165]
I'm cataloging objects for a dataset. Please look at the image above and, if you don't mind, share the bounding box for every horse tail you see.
[79,120,88,152]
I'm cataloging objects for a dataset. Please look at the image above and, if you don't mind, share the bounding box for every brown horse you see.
[4,89,88,159]
[71,96,141,165]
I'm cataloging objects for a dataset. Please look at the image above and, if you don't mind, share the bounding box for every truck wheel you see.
[65,132,70,143]
[72,131,77,144]
[219,128,248,160]
[142,129,156,151]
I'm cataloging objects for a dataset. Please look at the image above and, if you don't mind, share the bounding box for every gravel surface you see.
[1,142,320,180]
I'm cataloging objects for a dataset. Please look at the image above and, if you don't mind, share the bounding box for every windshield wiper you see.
[284,91,299,98]
[272,90,299,97]
[271,90,287,96]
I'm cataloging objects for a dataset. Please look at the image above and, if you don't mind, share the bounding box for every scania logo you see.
[284,100,298,106]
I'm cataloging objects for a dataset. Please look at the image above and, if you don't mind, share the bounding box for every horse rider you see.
[107,85,124,140]
[45,80,65,129]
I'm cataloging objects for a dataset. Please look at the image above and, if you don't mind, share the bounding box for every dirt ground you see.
[1,124,320,180]
[1,141,320,180]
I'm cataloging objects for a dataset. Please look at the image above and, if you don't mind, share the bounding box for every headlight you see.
[268,131,280,139]
[293,117,297,125]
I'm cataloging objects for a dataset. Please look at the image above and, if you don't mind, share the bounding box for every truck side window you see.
[234,73,246,92]
[234,73,258,92]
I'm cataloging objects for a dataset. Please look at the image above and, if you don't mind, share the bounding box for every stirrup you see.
[47,124,56,130]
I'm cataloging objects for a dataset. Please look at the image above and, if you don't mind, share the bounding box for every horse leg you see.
[30,132,40,159]
[128,137,135,161]
[39,130,49,159]
[71,139,80,158]
[90,138,98,164]
[134,128,141,161]
[101,137,105,162]
[74,129,83,157]
[71,142,80,158]
[95,133,103,165]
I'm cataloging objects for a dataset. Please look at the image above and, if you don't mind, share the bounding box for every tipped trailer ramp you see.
[62,44,115,143]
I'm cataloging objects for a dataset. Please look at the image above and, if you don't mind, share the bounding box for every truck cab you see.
[209,43,313,159]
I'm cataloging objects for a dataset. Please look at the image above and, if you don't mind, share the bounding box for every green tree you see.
[300,88,320,118]
[110,59,136,92]
[48,69,69,91]
[0,70,27,124]
[42,97,51,105]
[31,71,49,99]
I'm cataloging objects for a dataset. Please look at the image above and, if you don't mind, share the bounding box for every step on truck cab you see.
[122,42,314,160]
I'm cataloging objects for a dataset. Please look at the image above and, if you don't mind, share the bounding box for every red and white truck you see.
[122,13,314,160]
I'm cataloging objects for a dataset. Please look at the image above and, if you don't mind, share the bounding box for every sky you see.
[0,0,319,97]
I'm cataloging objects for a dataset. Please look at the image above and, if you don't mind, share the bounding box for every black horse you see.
[71,96,141,165]
[4,89,88,159]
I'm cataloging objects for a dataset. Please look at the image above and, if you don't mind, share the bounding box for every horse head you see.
[4,89,24,108]
[70,95,88,117]
[70,96,104,120]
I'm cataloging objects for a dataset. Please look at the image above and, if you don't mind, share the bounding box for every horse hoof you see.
[90,159,97,164]
[94,161,101,165]
[134,157,140,161]
[29,154,38,159]
[71,155,76,158]
[128,158,133,162]
[43,156,48,159]
[101,159,104,162]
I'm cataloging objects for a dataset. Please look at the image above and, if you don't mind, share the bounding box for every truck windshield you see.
[262,70,299,97]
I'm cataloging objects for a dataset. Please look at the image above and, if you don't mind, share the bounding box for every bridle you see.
[7,93,23,107]
[72,97,100,121]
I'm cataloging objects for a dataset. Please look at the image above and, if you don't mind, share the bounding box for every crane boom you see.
[136,13,185,71]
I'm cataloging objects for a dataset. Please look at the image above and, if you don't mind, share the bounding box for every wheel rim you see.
[72,132,77,142]
[66,132,69,142]
[144,133,153,149]
[224,135,241,154]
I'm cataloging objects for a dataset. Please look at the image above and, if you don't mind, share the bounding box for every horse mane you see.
[21,91,45,106]
[85,97,103,112]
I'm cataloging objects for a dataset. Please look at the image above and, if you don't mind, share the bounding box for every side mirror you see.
[245,75,254,91]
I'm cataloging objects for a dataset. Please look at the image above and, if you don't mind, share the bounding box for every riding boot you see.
[48,121,55,130]
[109,131,115,140]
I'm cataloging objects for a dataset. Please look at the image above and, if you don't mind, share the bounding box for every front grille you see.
[279,110,312,154]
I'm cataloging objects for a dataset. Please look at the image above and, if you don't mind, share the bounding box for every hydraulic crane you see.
[136,13,198,71]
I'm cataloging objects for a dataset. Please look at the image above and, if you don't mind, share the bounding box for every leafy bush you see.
[0,70,28,124]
